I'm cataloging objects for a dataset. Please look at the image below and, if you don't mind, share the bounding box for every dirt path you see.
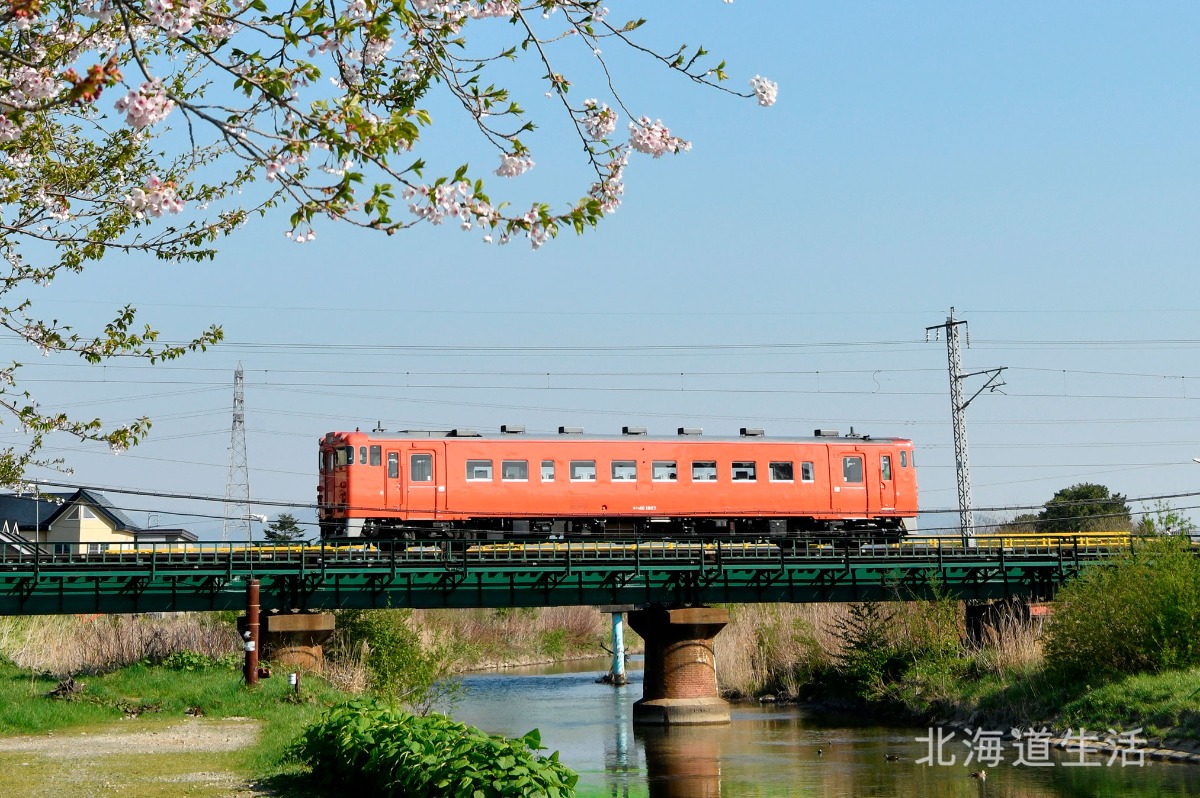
[0,717,273,797]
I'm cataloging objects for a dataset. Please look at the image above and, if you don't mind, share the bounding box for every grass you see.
[1057,668,1200,740]
[0,659,353,796]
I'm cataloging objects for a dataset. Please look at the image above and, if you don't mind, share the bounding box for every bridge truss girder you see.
[0,549,1094,616]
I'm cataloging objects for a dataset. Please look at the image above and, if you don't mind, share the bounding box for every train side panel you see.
[319,431,918,537]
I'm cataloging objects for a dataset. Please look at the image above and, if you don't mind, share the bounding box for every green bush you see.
[540,628,567,659]
[292,698,578,798]
[333,609,461,708]
[1045,536,1200,678]
[832,602,905,700]
[158,650,239,672]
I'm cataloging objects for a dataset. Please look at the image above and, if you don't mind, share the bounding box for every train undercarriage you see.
[320,515,907,542]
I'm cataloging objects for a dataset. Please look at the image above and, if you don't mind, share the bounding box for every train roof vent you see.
[740,427,766,437]
[622,426,647,435]
[677,427,703,436]
[501,425,526,434]
[448,428,481,437]
[814,429,840,437]
[558,426,584,435]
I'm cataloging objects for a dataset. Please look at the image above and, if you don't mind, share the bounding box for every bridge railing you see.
[0,532,1142,570]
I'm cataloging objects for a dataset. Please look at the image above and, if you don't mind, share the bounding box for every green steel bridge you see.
[0,534,1127,616]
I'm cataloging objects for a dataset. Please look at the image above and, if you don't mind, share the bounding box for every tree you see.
[1135,499,1197,538]
[1036,482,1132,533]
[0,1,777,486]
[263,512,307,542]
[999,512,1042,534]
[832,601,900,701]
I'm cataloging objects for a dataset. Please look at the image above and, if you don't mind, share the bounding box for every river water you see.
[452,657,1200,798]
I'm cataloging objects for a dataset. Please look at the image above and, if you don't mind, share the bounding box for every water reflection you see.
[605,676,638,798]
[638,724,722,798]
[454,660,1200,798]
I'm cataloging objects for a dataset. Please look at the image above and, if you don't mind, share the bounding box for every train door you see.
[877,453,896,511]
[833,450,868,516]
[384,449,402,510]
[407,449,437,518]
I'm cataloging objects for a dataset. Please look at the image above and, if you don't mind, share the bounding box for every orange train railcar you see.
[317,427,918,540]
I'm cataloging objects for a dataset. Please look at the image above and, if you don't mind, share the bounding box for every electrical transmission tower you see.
[926,308,1006,544]
[222,363,250,542]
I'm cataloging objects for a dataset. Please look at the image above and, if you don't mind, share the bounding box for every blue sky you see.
[6,1,1200,537]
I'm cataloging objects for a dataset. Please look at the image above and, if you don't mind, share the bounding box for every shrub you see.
[330,609,462,711]
[292,699,578,798]
[1045,536,1200,678]
[832,602,904,699]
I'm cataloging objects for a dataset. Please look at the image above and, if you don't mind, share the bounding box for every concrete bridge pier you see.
[628,605,730,726]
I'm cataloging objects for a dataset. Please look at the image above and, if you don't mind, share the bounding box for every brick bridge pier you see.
[627,605,730,726]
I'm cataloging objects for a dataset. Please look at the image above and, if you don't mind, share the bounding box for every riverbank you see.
[715,601,1200,755]
[0,658,350,798]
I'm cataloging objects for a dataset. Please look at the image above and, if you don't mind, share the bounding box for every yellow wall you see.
[45,503,133,552]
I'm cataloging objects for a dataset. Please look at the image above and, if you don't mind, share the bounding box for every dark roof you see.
[42,489,140,531]
[0,492,74,531]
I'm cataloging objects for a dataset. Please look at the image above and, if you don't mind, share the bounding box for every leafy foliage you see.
[1045,536,1200,678]
[1037,482,1132,532]
[332,608,462,711]
[292,698,579,798]
[1135,500,1198,538]
[0,1,774,484]
[999,512,1042,533]
[157,649,240,672]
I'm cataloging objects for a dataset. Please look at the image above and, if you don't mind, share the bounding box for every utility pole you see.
[926,308,1007,545]
[223,363,250,542]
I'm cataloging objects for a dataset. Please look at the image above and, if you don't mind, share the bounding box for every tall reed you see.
[0,614,239,676]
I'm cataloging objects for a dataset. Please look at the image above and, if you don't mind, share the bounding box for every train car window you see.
[570,460,596,481]
[370,446,381,466]
[769,462,793,482]
[387,452,399,479]
[732,461,757,481]
[466,459,494,481]
[411,454,433,482]
[359,446,367,465]
[692,461,717,481]
[652,461,677,481]
[899,450,908,468]
[611,461,637,481]
[541,460,556,481]
[319,453,325,474]
[503,460,529,481]
[880,455,892,481]
[842,456,863,483]
[801,461,815,482]
[342,445,354,465]
[334,448,348,467]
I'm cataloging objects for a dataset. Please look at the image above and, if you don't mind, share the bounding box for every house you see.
[0,489,196,555]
